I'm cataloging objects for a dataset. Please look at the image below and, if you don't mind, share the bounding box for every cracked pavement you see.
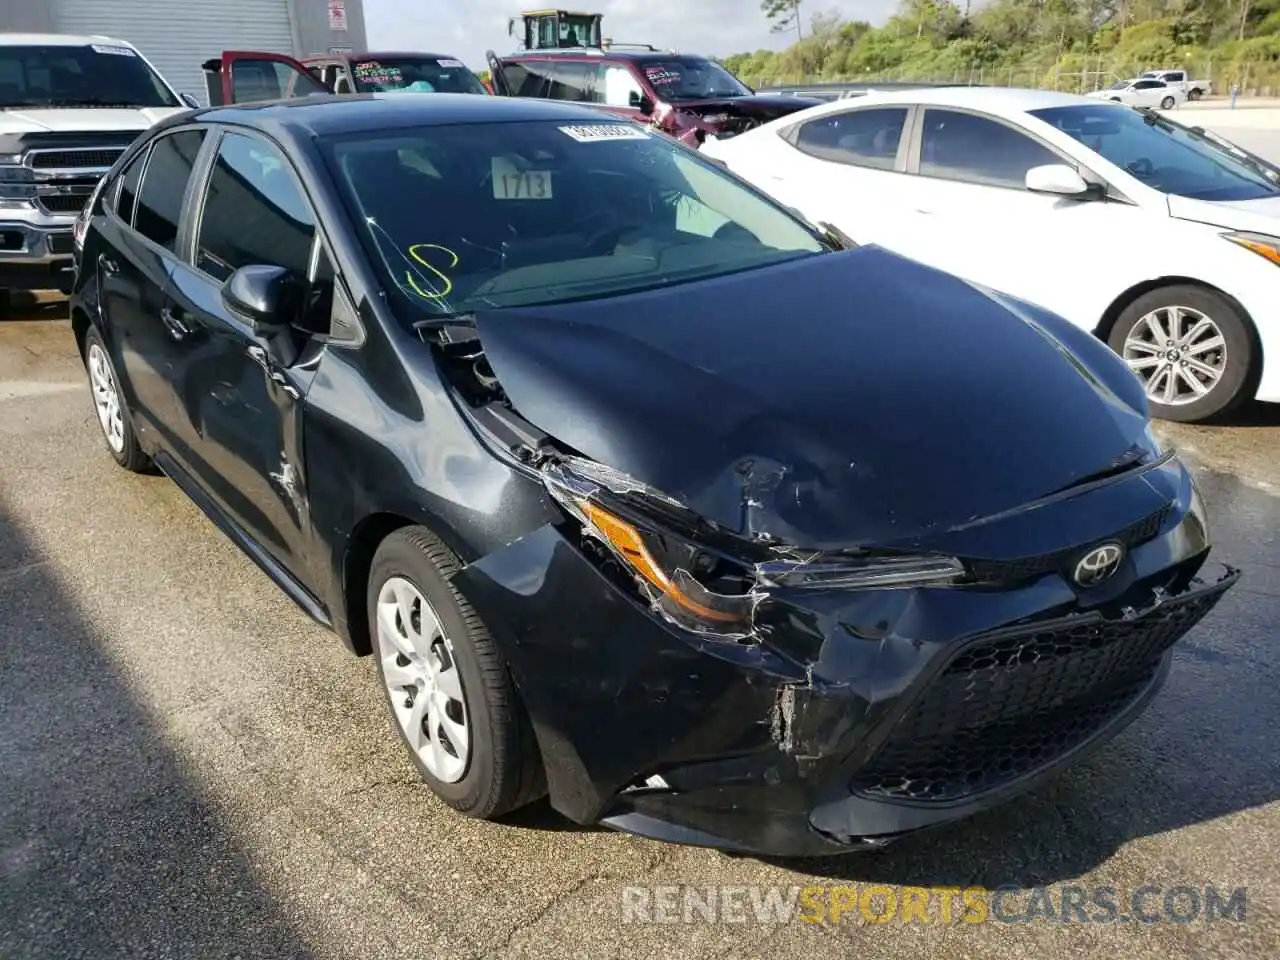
[2,282,1278,959]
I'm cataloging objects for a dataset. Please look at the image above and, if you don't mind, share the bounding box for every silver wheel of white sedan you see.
[375,575,470,783]
[1121,304,1226,407]
[87,342,125,453]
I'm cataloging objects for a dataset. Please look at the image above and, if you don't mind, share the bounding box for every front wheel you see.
[1160,95,1176,109]
[1108,285,1258,423]
[368,526,544,818]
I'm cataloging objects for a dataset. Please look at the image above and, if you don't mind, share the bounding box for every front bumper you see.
[0,218,76,292]
[455,456,1238,856]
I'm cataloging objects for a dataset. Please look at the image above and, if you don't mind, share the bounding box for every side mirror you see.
[180,92,201,108]
[1025,163,1096,199]
[222,264,305,337]
[636,94,655,116]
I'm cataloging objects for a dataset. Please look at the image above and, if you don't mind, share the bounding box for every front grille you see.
[37,195,88,214]
[29,148,125,169]
[850,571,1233,803]
[965,504,1170,585]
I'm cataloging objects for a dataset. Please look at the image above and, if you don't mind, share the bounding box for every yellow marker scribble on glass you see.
[405,244,458,301]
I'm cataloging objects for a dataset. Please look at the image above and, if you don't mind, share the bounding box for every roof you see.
[503,48,694,62]
[792,85,1108,120]
[0,32,134,47]
[192,92,618,136]
[305,51,466,63]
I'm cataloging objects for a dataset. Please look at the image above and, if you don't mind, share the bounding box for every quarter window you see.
[114,147,149,226]
[134,129,206,251]
[195,131,315,282]
[793,108,908,170]
[919,109,1061,188]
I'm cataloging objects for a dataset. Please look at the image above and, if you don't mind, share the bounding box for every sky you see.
[362,0,899,71]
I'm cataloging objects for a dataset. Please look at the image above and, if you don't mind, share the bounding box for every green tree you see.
[762,0,805,42]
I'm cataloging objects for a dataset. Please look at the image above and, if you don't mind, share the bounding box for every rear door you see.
[754,104,916,249]
[207,50,328,106]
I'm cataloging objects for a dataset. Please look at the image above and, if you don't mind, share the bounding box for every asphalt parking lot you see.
[3,112,1280,960]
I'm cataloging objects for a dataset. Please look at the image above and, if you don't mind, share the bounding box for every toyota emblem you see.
[1073,542,1125,587]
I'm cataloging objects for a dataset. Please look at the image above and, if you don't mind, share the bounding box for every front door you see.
[207,50,328,105]
[162,127,325,579]
[895,107,1149,331]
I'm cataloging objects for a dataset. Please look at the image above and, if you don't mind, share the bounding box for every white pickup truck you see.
[0,33,194,304]
[1140,69,1212,100]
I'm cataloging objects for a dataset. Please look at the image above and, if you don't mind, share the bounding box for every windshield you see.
[1108,80,1129,90]
[351,57,487,95]
[1030,104,1280,201]
[0,43,178,108]
[322,119,823,316]
[640,59,752,101]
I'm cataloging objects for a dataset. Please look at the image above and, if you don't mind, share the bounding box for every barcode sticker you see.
[91,44,136,57]
[559,124,649,142]
[437,59,465,68]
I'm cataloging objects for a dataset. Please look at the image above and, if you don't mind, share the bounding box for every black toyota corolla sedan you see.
[69,93,1238,856]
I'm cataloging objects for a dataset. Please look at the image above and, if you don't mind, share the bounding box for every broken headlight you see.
[542,457,759,639]
[542,456,967,639]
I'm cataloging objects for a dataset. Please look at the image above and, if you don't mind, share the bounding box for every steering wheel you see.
[1126,157,1155,177]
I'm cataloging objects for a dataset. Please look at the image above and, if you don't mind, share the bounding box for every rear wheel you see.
[83,326,151,472]
[1108,285,1257,423]
[1160,95,1176,109]
[1189,88,1203,100]
[368,526,544,818]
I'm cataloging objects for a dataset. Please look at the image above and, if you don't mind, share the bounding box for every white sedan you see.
[702,87,1280,422]
[1088,78,1185,110]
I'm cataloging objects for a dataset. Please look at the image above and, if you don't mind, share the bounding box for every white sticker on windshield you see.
[558,123,649,143]
[91,44,136,57]
[437,59,465,68]
[492,156,553,200]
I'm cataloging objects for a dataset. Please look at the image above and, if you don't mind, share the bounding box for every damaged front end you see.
[421,297,1239,857]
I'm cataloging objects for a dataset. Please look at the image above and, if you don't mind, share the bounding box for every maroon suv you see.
[487,48,821,147]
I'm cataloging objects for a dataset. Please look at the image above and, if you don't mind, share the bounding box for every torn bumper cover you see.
[454,450,1239,857]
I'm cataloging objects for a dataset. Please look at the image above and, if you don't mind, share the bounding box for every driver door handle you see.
[159,305,192,341]
[99,254,119,275]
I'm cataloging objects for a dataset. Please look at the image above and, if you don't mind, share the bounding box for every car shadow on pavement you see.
[1222,400,1280,427]
[0,291,65,322]
[0,499,318,959]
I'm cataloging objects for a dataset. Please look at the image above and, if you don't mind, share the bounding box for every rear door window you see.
[114,147,150,226]
[793,107,908,170]
[133,128,206,251]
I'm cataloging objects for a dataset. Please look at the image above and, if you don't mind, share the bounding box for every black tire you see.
[1189,88,1203,101]
[1108,285,1258,424]
[0,289,11,315]
[367,526,545,818]
[1110,97,1122,102]
[1160,95,1176,110]
[82,326,151,472]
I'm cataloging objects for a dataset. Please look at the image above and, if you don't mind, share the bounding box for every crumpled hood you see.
[0,106,184,134]
[473,246,1151,548]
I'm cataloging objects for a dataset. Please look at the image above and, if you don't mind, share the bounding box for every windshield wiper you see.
[1138,107,1280,184]
[817,221,858,251]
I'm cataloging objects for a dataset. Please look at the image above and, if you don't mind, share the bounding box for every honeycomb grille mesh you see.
[850,579,1228,803]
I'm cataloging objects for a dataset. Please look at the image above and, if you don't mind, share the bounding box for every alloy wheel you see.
[1122,305,1226,406]
[87,342,125,453]
[375,576,471,783]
